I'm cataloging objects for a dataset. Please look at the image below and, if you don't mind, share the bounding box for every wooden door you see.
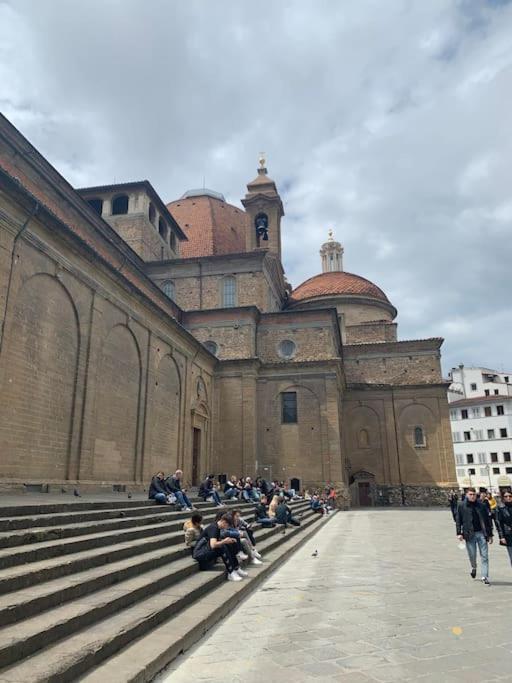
[192,428,201,486]
[358,482,371,506]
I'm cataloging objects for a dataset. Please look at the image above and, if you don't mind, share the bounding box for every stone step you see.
[0,498,231,532]
[0,503,262,552]
[0,516,299,669]
[0,500,156,519]
[0,511,327,682]
[0,511,306,629]
[0,501,308,596]
[82,514,331,683]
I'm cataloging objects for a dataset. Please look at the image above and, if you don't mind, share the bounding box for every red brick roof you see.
[290,271,390,304]
[167,194,248,258]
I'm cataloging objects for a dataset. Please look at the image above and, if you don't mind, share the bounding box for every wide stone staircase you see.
[0,495,331,682]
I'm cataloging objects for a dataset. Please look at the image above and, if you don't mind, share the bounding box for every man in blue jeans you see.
[149,471,168,504]
[166,470,194,511]
[456,487,493,585]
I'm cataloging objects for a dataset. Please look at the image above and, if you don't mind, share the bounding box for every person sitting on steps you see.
[231,509,263,564]
[310,494,327,515]
[198,474,224,506]
[183,512,203,551]
[166,469,194,511]
[276,497,300,527]
[149,471,171,505]
[254,495,277,528]
[268,494,280,520]
[242,477,259,503]
[192,512,246,582]
[224,475,242,500]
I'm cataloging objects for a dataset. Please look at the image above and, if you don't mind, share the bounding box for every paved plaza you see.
[158,509,512,682]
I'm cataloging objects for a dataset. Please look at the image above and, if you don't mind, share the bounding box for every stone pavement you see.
[156,509,512,682]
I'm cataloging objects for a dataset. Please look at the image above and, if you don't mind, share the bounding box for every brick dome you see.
[290,271,390,305]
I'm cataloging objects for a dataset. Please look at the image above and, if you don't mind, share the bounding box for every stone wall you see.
[146,252,285,314]
[343,383,457,493]
[375,485,452,507]
[256,365,345,489]
[0,176,214,490]
[108,213,172,262]
[345,321,397,344]
[257,311,339,364]
[344,340,444,386]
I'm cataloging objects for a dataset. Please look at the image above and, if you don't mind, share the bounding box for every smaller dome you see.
[290,271,390,305]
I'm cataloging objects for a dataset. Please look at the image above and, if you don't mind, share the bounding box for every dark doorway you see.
[192,428,201,486]
[290,477,300,492]
[358,482,372,506]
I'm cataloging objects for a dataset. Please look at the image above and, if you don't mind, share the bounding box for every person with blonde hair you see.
[268,494,280,519]
[183,512,203,550]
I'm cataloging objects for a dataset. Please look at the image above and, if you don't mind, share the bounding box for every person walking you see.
[496,490,512,568]
[456,487,493,585]
[449,490,458,522]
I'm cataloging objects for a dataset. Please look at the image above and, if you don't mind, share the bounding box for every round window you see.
[204,340,218,356]
[278,339,296,359]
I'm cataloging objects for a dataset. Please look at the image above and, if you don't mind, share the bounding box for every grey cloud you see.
[2,0,511,373]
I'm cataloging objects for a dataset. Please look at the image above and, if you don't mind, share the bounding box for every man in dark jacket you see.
[254,495,276,527]
[496,490,512,568]
[456,487,493,585]
[198,475,223,506]
[148,471,168,504]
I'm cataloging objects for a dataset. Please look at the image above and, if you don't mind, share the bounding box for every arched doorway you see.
[350,470,376,507]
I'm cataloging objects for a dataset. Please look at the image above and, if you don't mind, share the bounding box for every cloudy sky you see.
[1,0,511,373]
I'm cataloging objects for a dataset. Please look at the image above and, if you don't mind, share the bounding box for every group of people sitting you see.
[148,469,337,582]
[148,470,196,511]
[182,494,302,581]
[183,509,258,582]
[199,474,301,506]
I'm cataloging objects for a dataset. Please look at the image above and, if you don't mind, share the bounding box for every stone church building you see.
[0,115,456,505]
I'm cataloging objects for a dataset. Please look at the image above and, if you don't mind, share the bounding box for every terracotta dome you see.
[289,271,390,305]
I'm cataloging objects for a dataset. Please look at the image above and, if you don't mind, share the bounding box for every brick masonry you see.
[0,116,457,502]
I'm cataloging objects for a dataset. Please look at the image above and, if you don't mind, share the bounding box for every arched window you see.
[204,340,218,355]
[358,429,370,448]
[148,202,156,225]
[278,339,296,360]
[87,198,103,215]
[170,232,177,252]
[255,213,269,245]
[112,195,129,215]
[158,218,167,241]
[161,280,175,300]
[222,276,236,308]
[414,426,426,447]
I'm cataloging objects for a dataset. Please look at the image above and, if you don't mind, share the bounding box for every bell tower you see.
[241,154,284,261]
